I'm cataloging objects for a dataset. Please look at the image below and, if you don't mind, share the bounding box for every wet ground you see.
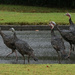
[0,30,75,64]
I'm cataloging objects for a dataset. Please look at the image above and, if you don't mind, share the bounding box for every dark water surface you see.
[0,30,75,64]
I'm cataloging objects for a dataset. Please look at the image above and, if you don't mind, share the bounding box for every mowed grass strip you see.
[0,11,75,25]
[0,4,74,13]
[0,64,75,75]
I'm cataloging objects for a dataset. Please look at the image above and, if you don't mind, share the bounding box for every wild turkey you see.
[50,21,75,58]
[0,27,18,61]
[49,22,67,64]
[10,28,38,64]
[65,13,75,35]
[65,13,75,51]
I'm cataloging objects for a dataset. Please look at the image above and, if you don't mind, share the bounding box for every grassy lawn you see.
[0,64,75,75]
[0,5,75,25]
[0,11,75,25]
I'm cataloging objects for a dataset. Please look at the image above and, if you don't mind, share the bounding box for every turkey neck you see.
[51,28,56,37]
[55,25,64,36]
[13,31,18,41]
[69,17,74,25]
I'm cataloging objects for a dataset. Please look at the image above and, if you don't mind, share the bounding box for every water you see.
[0,30,75,64]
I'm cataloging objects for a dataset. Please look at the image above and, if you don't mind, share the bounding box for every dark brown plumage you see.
[10,28,38,64]
[65,13,75,52]
[0,27,18,61]
[50,21,75,58]
[65,13,75,35]
[49,22,67,64]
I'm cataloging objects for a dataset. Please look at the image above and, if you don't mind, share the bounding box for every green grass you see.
[0,64,75,75]
[0,5,75,25]
[0,11,75,25]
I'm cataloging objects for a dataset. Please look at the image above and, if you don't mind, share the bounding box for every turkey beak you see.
[50,24,54,29]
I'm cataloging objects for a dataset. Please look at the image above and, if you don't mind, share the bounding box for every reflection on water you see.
[0,30,75,64]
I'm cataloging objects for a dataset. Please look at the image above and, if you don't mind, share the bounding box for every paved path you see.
[0,30,75,64]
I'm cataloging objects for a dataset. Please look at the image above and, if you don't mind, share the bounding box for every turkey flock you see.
[0,13,75,64]
[49,13,75,63]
